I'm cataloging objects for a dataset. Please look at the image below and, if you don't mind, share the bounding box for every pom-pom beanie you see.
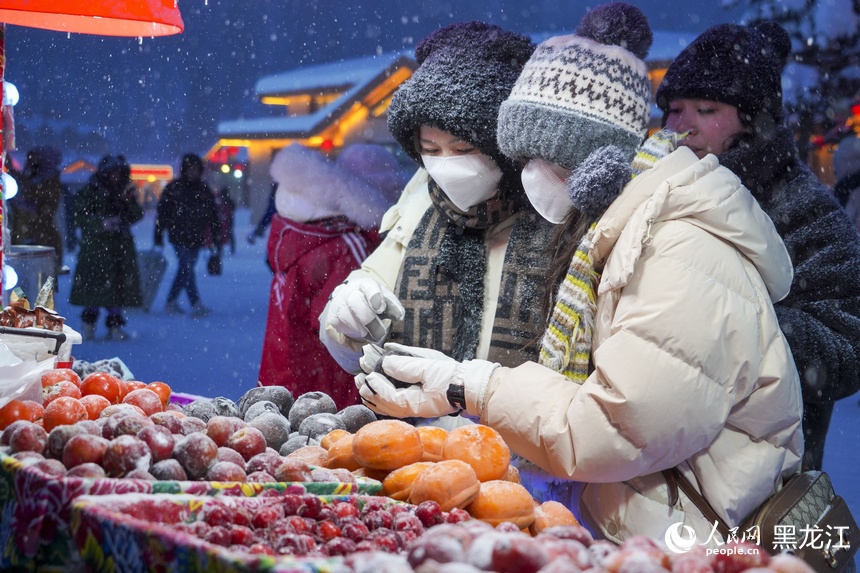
[386,21,535,179]
[655,21,792,128]
[496,2,653,218]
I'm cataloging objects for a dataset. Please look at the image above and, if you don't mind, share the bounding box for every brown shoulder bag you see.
[667,469,858,573]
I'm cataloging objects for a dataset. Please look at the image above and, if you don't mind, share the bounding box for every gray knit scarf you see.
[389,180,554,365]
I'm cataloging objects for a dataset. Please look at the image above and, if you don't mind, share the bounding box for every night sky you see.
[3,1,743,164]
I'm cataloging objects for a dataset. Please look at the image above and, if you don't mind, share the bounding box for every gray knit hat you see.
[497,2,653,217]
[386,21,534,178]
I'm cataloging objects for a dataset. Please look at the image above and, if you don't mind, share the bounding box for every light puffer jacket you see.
[319,169,517,374]
[468,147,804,546]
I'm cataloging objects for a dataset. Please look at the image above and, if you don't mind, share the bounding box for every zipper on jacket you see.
[643,219,654,246]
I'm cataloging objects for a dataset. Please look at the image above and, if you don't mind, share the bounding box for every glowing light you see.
[220,164,230,174]
[3,173,18,199]
[3,82,19,106]
[3,265,17,291]
[233,169,243,179]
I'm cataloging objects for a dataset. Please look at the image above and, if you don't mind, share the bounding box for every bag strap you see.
[665,468,731,540]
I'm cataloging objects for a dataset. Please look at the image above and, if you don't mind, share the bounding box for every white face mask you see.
[521,159,574,224]
[421,153,503,211]
[275,185,337,223]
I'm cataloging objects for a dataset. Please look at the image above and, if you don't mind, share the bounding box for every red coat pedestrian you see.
[257,143,406,409]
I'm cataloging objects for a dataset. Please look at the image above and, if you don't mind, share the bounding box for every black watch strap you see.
[446,384,466,411]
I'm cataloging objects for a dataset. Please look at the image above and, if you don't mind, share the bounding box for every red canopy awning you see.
[0,0,183,36]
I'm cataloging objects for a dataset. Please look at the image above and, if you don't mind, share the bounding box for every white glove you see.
[356,344,499,419]
[328,277,405,344]
[356,342,456,383]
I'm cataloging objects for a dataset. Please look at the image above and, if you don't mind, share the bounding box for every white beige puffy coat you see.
[466,147,804,546]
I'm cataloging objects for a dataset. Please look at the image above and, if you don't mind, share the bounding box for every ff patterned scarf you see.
[389,179,555,366]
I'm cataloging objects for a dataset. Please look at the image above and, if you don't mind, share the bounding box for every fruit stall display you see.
[67,491,816,573]
[0,366,821,573]
[0,370,382,570]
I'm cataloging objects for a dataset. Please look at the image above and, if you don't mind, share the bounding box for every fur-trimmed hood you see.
[270,144,400,229]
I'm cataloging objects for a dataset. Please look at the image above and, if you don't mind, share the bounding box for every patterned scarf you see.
[389,179,555,365]
[539,128,683,381]
[539,224,598,382]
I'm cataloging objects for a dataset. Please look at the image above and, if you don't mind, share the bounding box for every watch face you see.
[446,384,466,410]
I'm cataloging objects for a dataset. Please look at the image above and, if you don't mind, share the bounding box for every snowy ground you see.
[54,207,860,514]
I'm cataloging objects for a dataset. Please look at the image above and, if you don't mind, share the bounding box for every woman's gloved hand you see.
[328,277,405,344]
[356,342,499,419]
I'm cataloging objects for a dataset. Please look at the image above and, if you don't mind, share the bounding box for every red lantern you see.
[0,0,183,36]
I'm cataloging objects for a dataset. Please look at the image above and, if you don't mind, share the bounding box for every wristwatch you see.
[446,384,466,412]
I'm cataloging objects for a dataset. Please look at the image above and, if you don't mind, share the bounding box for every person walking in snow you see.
[356,3,802,548]
[319,22,557,403]
[154,153,220,317]
[257,143,405,410]
[9,145,65,278]
[655,21,860,471]
[70,154,144,340]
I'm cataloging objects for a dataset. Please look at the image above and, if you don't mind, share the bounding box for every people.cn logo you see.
[665,522,698,553]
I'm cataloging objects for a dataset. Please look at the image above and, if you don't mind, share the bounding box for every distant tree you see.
[723,0,860,159]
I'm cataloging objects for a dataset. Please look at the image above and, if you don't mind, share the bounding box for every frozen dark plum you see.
[288,392,337,432]
[239,386,295,417]
[182,399,218,423]
[210,397,240,418]
[66,462,107,478]
[180,416,207,435]
[206,461,247,482]
[246,470,276,483]
[248,412,291,451]
[217,446,247,467]
[149,412,185,434]
[273,458,313,482]
[10,450,44,463]
[298,413,345,440]
[62,433,109,468]
[9,422,49,455]
[125,468,157,480]
[113,414,154,437]
[33,458,67,477]
[245,450,284,476]
[1,420,32,445]
[102,435,153,477]
[325,537,357,557]
[329,468,356,483]
[408,534,466,567]
[206,416,248,447]
[136,425,176,462]
[226,426,268,461]
[47,424,92,459]
[173,433,219,478]
[150,458,188,481]
[279,434,314,456]
[337,405,377,434]
[243,400,280,422]
[310,467,342,483]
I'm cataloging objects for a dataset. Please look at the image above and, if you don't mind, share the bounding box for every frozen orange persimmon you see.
[417,426,448,462]
[146,382,172,408]
[0,400,28,430]
[80,372,123,404]
[352,419,423,471]
[382,461,434,501]
[466,480,536,529]
[79,394,111,420]
[123,388,164,416]
[408,459,480,511]
[43,397,88,431]
[442,424,510,482]
[41,368,82,389]
[529,500,579,535]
